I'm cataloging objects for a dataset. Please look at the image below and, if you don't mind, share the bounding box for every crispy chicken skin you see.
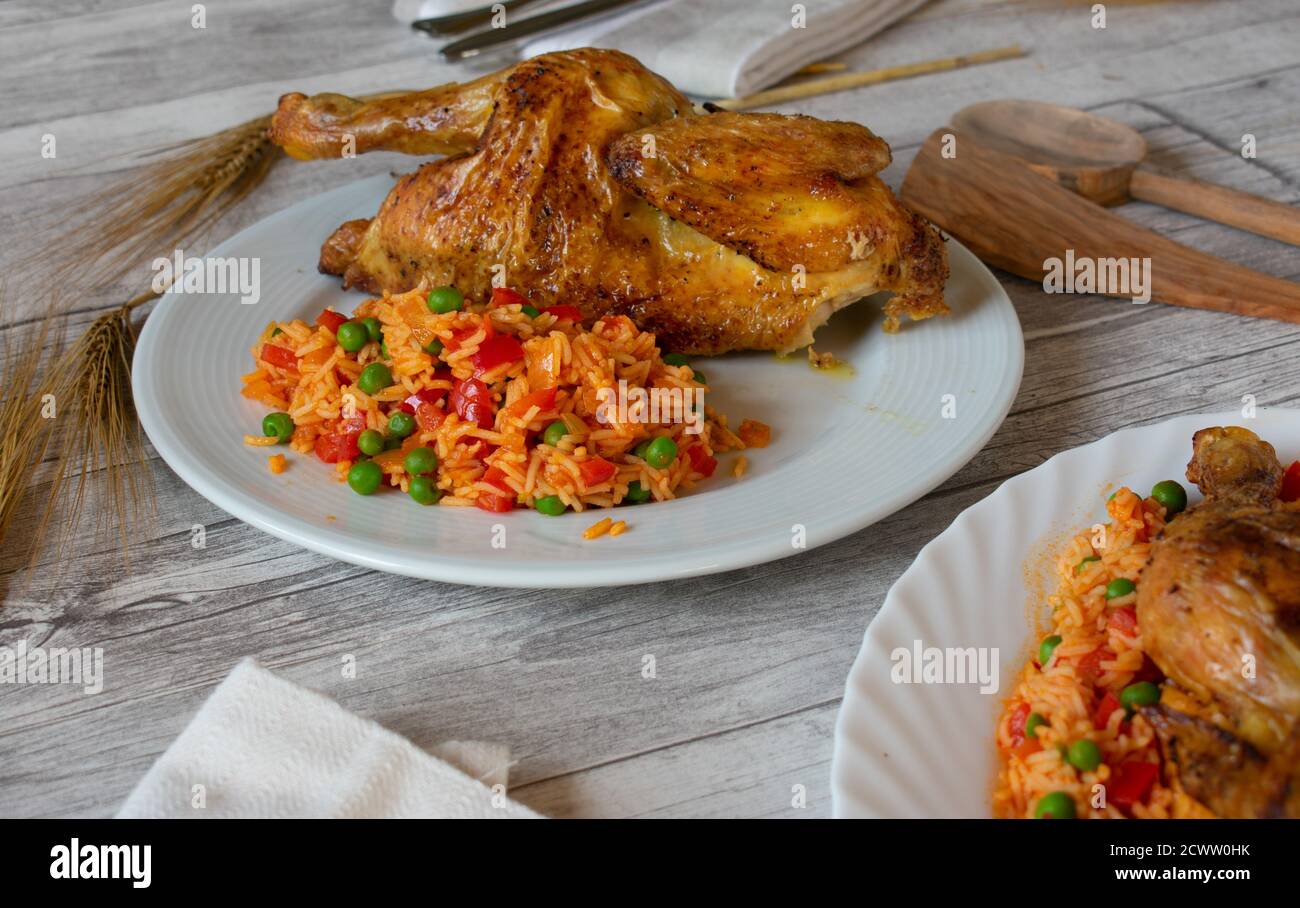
[1144,704,1300,818]
[1137,426,1300,817]
[266,49,948,354]
[606,112,894,273]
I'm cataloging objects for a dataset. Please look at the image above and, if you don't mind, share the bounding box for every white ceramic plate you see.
[830,408,1300,817]
[133,174,1023,588]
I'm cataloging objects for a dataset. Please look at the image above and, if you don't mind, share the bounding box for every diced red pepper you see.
[471,334,525,377]
[397,387,449,414]
[475,465,515,512]
[316,309,348,333]
[507,387,557,419]
[1107,605,1138,638]
[1093,691,1122,730]
[414,402,444,433]
[475,493,514,513]
[1012,739,1043,760]
[543,304,583,322]
[314,431,360,464]
[443,315,495,352]
[443,327,474,352]
[260,343,299,370]
[491,287,529,308]
[686,444,718,478]
[449,378,495,429]
[1109,761,1159,809]
[578,457,617,488]
[1007,702,1030,749]
[1076,646,1115,687]
[481,465,512,493]
[1282,460,1300,502]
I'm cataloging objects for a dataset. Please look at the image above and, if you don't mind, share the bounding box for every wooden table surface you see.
[2,0,1298,818]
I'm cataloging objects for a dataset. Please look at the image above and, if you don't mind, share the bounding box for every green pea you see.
[633,440,652,460]
[1120,681,1160,714]
[1039,634,1063,667]
[520,305,541,318]
[1025,712,1046,740]
[542,421,568,447]
[347,460,382,495]
[662,353,690,367]
[1105,577,1136,600]
[535,495,566,516]
[357,429,385,457]
[408,475,440,505]
[387,411,416,439]
[423,338,444,357]
[1034,791,1076,819]
[261,412,293,443]
[357,362,392,395]
[361,317,382,343]
[271,327,283,337]
[644,436,678,469]
[1075,555,1100,575]
[384,434,404,451]
[691,369,706,385]
[1066,739,1102,772]
[624,480,651,504]
[336,320,368,353]
[403,446,438,476]
[380,340,390,360]
[426,285,464,314]
[1150,479,1187,516]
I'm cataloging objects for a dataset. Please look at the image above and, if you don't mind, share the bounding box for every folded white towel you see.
[396,0,930,98]
[393,0,490,20]
[118,659,540,819]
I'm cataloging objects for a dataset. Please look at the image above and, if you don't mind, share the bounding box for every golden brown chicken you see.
[1137,426,1300,818]
[267,49,948,355]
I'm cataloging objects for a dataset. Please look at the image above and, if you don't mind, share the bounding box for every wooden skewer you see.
[714,45,1026,111]
[794,62,848,75]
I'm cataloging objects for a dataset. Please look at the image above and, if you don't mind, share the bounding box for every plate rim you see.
[828,407,1300,817]
[132,177,1024,588]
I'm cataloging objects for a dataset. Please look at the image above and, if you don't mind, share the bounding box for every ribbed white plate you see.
[133,174,1023,587]
[830,408,1300,817]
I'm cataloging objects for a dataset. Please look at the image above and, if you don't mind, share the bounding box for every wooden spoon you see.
[951,99,1300,247]
[899,127,1300,323]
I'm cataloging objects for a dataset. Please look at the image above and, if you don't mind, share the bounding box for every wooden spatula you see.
[899,128,1300,323]
[950,100,1300,248]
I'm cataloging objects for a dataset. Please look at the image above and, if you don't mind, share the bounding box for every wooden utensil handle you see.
[1130,167,1300,247]
[901,129,1300,325]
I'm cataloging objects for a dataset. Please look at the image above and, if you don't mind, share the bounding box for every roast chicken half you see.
[1138,426,1300,818]
[267,49,948,355]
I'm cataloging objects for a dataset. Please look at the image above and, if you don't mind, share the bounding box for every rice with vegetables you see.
[241,284,763,514]
[993,482,1212,820]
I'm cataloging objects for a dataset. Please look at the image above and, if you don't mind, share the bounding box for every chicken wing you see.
[266,49,948,354]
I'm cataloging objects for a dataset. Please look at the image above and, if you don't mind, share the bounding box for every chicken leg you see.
[1137,426,1300,817]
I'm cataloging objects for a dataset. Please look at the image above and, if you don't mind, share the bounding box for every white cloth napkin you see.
[395,0,930,98]
[118,659,540,819]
